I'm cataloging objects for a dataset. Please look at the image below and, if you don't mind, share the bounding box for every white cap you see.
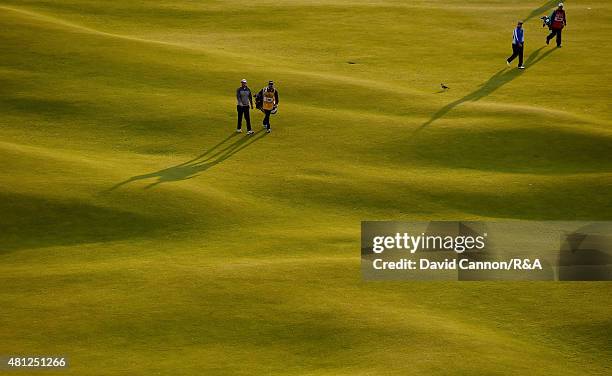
[241,78,247,83]
[558,2,563,7]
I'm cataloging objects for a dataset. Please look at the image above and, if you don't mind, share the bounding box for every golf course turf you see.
[0,0,611,374]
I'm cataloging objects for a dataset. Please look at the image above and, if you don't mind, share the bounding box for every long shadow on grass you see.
[417,46,556,131]
[109,130,267,190]
[524,0,560,22]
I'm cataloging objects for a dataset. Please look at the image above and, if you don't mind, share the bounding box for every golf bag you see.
[255,88,278,115]
[255,90,263,111]
[541,15,551,28]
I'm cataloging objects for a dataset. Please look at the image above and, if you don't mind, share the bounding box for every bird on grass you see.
[441,83,449,90]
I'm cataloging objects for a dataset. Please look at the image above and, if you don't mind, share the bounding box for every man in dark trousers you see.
[547,3,567,47]
[236,78,254,135]
[506,21,525,69]
[257,81,279,134]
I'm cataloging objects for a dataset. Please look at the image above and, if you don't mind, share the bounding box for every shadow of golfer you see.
[417,46,555,131]
[108,130,267,190]
[524,0,559,22]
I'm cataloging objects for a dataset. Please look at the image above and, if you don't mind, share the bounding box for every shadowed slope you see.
[0,193,169,252]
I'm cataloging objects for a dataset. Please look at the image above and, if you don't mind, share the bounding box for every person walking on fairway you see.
[257,81,279,133]
[507,21,525,69]
[546,3,566,47]
[236,79,254,135]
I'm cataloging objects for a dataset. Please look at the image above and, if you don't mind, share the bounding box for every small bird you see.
[441,83,449,90]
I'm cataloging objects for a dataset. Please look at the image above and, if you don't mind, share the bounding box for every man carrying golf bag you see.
[256,81,279,133]
[546,3,567,47]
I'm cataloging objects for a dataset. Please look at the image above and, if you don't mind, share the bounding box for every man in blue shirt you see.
[506,21,525,69]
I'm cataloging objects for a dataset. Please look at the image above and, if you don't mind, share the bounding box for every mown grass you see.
[0,1,611,374]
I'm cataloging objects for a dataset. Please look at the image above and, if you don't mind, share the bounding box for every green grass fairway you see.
[1,0,611,374]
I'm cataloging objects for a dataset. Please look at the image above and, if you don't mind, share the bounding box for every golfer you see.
[236,79,254,135]
[257,81,279,133]
[506,21,525,69]
[546,3,566,47]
